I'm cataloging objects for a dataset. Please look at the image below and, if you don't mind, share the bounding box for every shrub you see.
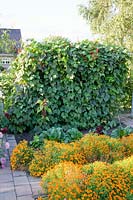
[40,162,84,200]
[82,161,110,175]
[79,134,131,163]
[40,158,133,200]
[1,38,129,133]
[120,134,133,155]
[29,140,86,177]
[123,68,133,110]
[7,91,48,134]
[10,140,34,170]
[113,155,133,175]
[0,114,9,130]
[113,156,133,199]
[81,161,132,200]
[28,150,47,177]
[29,134,133,177]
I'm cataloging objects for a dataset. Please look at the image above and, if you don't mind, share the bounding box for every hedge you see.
[1,37,129,133]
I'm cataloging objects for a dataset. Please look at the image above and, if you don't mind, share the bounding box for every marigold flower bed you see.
[11,134,133,200]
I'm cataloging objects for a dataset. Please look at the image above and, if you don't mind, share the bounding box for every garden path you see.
[119,113,133,128]
[0,134,43,200]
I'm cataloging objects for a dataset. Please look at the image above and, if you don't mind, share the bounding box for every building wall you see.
[0,54,14,70]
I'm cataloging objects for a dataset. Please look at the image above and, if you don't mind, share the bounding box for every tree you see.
[0,31,17,54]
[79,0,133,117]
[79,0,133,51]
[0,31,18,115]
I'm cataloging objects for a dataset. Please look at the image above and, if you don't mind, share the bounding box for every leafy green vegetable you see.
[30,127,83,147]
[110,126,133,138]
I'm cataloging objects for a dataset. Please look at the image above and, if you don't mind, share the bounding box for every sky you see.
[0,0,95,42]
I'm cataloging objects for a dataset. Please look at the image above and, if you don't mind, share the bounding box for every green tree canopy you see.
[79,0,133,116]
[79,0,133,52]
[0,31,17,54]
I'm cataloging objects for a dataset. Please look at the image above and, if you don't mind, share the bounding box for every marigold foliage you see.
[79,134,132,163]
[10,134,133,199]
[29,134,133,176]
[40,158,133,200]
[113,155,133,180]
[41,162,84,200]
[120,133,133,154]
[81,161,132,200]
[10,140,33,170]
[11,134,133,175]
[29,140,86,177]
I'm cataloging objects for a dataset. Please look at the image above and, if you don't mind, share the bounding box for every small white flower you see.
[0,90,3,98]
[0,132,3,138]
[5,142,10,149]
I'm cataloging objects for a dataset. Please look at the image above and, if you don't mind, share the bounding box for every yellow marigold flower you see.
[10,140,33,171]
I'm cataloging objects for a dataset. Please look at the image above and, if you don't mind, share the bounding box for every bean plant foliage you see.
[0,37,130,133]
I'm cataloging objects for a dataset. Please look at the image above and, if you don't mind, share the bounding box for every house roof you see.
[0,28,22,42]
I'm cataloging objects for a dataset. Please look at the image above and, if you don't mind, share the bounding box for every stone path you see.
[119,113,133,128]
[0,134,43,200]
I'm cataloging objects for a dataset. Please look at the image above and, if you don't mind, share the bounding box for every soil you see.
[13,126,119,144]
[14,131,35,144]
[13,113,133,144]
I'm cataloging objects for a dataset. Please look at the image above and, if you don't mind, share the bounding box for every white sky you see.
[0,0,95,41]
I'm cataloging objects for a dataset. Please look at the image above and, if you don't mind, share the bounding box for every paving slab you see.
[9,146,15,151]
[14,176,29,186]
[0,191,16,200]
[8,139,17,144]
[0,181,14,193]
[13,171,26,177]
[9,149,14,155]
[7,135,16,140]
[6,161,10,167]
[30,181,43,195]
[28,176,41,183]
[119,113,133,127]
[15,184,32,197]
[30,181,41,188]
[32,186,43,196]
[0,167,11,175]
[9,144,17,148]
[0,173,13,183]
[9,145,17,149]
[17,195,34,200]
[0,134,44,200]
